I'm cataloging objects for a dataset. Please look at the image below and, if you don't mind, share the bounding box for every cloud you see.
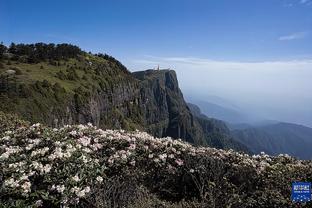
[300,0,309,4]
[133,55,312,71]
[130,56,312,127]
[278,32,308,41]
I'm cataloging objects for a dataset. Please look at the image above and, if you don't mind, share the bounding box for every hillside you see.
[0,112,311,207]
[186,99,251,124]
[0,42,246,152]
[187,103,250,152]
[232,122,312,160]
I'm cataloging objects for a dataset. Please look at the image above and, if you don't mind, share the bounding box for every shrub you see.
[0,123,311,207]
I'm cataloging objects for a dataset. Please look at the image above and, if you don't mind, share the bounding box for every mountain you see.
[232,122,312,159]
[0,42,247,152]
[187,103,250,152]
[186,99,252,124]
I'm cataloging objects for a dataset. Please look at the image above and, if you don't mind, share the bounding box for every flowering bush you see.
[0,118,312,207]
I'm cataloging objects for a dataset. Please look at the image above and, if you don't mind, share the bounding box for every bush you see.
[0,123,311,207]
[0,112,29,135]
[9,66,22,75]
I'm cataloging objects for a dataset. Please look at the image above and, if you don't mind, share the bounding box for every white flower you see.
[84,186,91,193]
[76,190,86,198]
[35,200,43,207]
[130,160,136,166]
[32,123,41,128]
[159,154,167,161]
[96,176,103,183]
[26,144,34,150]
[43,164,52,173]
[56,185,65,193]
[189,169,195,173]
[175,159,184,166]
[78,136,91,146]
[70,130,77,136]
[4,178,19,188]
[148,154,154,159]
[21,181,31,193]
[128,143,136,150]
[72,175,80,182]
[0,152,9,159]
[20,174,29,181]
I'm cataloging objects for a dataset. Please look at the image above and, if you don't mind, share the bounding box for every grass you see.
[0,54,141,130]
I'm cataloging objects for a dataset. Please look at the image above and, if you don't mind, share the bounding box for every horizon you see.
[1,0,311,127]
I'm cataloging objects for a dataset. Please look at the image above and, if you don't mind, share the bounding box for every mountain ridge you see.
[231,122,312,159]
[0,42,248,152]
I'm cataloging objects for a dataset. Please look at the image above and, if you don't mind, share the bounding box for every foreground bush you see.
[0,119,311,207]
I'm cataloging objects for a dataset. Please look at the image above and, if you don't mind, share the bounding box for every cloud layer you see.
[278,32,308,41]
[131,56,312,126]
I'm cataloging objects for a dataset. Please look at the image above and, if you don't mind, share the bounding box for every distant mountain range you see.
[231,122,312,160]
[187,99,312,160]
[185,99,255,124]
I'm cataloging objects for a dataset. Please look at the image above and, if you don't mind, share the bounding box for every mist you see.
[129,56,312,127]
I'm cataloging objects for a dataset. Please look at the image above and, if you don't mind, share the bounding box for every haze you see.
[131,57,312,127]
[1,0,312,126]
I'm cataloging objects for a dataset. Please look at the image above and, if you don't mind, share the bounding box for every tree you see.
[0,42,7,59]
[6,42,83,62]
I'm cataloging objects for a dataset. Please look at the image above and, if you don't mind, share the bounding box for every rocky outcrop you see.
[0,57,248,152]
[133,70,206,145]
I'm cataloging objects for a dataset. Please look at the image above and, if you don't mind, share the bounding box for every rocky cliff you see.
[0,45,248,152]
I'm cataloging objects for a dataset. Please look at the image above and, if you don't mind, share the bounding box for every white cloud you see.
[278,32,308,41]
[131,56,312,126]
[300,0,309,4]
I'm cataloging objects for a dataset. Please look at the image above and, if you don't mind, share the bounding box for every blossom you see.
[96,176,103,183]
[21,181,31,193]
[78,136,91,146]
[175,159,184,166]
[153,158,160,163]
[35,200,43,207]
[69,130,77,136]
[130,160,136,166]
[56,185,65,193]
[4,178,19,188]
[72,175,80,182]
[159,154,167,161]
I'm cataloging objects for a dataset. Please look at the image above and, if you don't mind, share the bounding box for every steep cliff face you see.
[0,51,248,152]
[133,70,206,145]
[50,79,141,130]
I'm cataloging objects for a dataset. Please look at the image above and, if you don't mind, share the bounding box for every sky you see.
[1,0,312,126]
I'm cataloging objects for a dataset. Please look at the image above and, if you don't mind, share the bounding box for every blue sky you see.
[1,0,312,62]
[1,0,312,126]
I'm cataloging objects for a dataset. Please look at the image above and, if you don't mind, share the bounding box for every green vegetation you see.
[0,43,137,130]
[0,42,250,152]
[0,113,311,208]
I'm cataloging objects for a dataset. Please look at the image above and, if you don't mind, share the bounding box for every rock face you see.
[0,56,248,152]
[133,70,205,145]
[50,69,247,151]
